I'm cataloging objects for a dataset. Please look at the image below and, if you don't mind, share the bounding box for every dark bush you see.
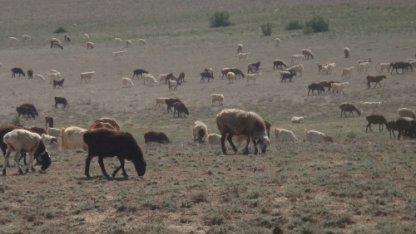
[210,11,232,28]
[53,27,67,34]
[285,20,303,31]
[304,16,329,33]
[261,23,272,36]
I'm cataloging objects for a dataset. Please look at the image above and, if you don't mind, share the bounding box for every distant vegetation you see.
[285,20,303,31]
[261,22,272,36]
[304,16,329,34]
[210,11,232,28]
[53,26,68,34]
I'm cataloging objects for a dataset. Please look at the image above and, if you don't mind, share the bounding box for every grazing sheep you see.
[144,131,170,144]
[237,43,243,53]
[390,62,413,74]
[86,41,94,49]
[367,75,386,89]
[80,71,96,83]
[221,68,233,79]
[386,120,398,138]
[21,34,32,42]
[273,59,287,70]
[113,50,128,58]
[27,69,33,79]
[395,117,416,139]
[165,98,182,113]
[33,73,46,81]
[246,73,260,84]
[125,39,133,48]
[53,79,64,88]
[41,133,58,146]
[83,128,146,178]
[343,47,350,58]
[173,102,189,118]
[216,109,270,155]
[95,118,120,131]
[358,61,370,74]
[274,37,281,47]
[48,70,61,84]
[398,108,416,119]
[11,67,25,78]
[89,121,116,131]
[200,68,214,82]
[247,61,261,74]
[319,80,339,92]
[168,78,179,90]
[238,52,250,61]
[291,116,304,123]
[16,103,38,119]
[308,83,325,96]
[137,38,147,45]
[211,93,224,106]
[331,82,349,95]
[54,97,69,109]
[378,62,391,73]
[193,121,208,143]
[280,70,296,83]
[305,129,333,143]
[365,114,387,132]
[341,66,354,78]
[114,37,123,45]
[290,54,304,65]
[143,73,158,86]
[155,97,168,108]
[50,38,63,49]
[2,129,51,175]
[359,101,382,113]
[339,103,361,118]
[301,49,314,60]
[64,34,71,42]
[45,116,54,129]
[286,64,304,77]
[208,133,222,145]
[159,73,171,84]
[231,68,245,79]
[122,77,134,88]
[60,126,87,150]
[274,128,298,143]
[227,71,236,84]
[132,69,149,79]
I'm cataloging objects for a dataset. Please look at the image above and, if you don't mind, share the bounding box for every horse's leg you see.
[98,156,110,178]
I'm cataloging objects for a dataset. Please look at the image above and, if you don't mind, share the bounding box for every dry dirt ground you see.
[1,0,416,233]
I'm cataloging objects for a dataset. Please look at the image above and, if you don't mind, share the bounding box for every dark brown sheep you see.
[45,116,54,128]
[16,103,38,119]
[366,75,386,89]
[308,83,325,96]
[83,128,146,178]
[165,98,182,113]
[173,102,189,118]
[396,117,416,140]
[144,131,170,144]
[273,59,287,70]
[365,114,387,132]
[54,97,68,108]
[11,67,25,78]
[386,120,398,138]
[339,103,361,118]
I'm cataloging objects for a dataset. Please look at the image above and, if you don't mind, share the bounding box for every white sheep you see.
[378,62,391,73]
[343,47,350,58]
[143,73,158,86]
[286,64,304,77]
[341,66,354,78]
[359,101,382,113]
[84,33,90,40]
[86,41,94,49]
[274,37,281,47]
[137,38,147,45]
[237,43,243,53]
[246,73,261,84]
[159,73,170,84]
[48,70,62,84]
[33,73,46,81]
[114,37,123,45]
[301,49,314,60]
[125,39,133,48]
[60,126,87,150]
[112,50,128,58]
[305,129,333,143]
[8,37,19,43]
[238,52,250,61]
[193,120,208,143]
[122,77,134,88]
[41,133,58,146]
[80,71,96,83]
[358,61,370,74]
[291,116,304,123]
[398,108,416,119]
[331,82,349,95]
[211,93,224,106]
[3,129,50,175]
[208,133,221,145]
[47,127,61,138]
[227,71,236,84]
[290,54,304,65]
[155,97,168,107]
[274,128,298,143]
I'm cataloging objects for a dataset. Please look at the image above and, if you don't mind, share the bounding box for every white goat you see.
[80,71,96,83]
[331,82,349,95]
[143,73,158,86]
[193,120,208,143]
[208,133,221,145]
[341,66,354,78]
[211,93,224,106]
[291,116,304,123]
[305,129,333,143]
[274,128,298,143]
[122,77,134,88]
[60,126,87,150]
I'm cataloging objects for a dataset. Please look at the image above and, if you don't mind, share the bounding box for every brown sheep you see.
[366,75,386,89]
[339,103,361,118]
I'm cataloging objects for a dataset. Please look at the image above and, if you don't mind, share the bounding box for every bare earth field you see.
[1,0,416,233]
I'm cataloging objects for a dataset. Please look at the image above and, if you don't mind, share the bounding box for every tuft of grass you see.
[285,20,303,30]
[261,22,272,36]
[210,11,232,28]
[53,26,67,34]
[304,16,329,34]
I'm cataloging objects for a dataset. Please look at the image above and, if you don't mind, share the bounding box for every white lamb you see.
[274,128,298,143]
[378,62,391,73]
[359,101,382,113]
[305,129,333,143]
[122,77,134,88]
[227,71,236,84]
[60,126,87,150]
[208,133,221,145]
[193,120,208,143]
[246,73,260,84]
[358,61,370,74]
[80,71,96,83]
[143,73,158,86]
[331,82,349,95]
[211,93,224,106]
[238,52,250,61]
[291,116,304,123]
[341,66,354,78]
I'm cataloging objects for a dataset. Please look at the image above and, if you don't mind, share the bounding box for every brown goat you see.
[366,75,386,89]
[339,103,361,118]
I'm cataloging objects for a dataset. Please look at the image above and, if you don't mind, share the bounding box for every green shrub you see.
[304,16,329,34]
[210,11,232,28]
[285,20,303,31]
[261,23,272,36]
[53,26,67,34]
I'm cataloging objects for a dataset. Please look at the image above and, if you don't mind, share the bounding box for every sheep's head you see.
[258,136,270,153]
[36,151,51,171]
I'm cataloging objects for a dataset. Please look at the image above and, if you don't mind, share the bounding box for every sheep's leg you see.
[365,123,371,132]
[3,149,12,175]
[84,155,94,177]
[220,134,228,154]
[112,157,127,178]
[98,156,110,178]
[242,137,250,155]
[12,151,24,175]
[252,138,259,154]
[226,134,238,153]
[27,153,35,173]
